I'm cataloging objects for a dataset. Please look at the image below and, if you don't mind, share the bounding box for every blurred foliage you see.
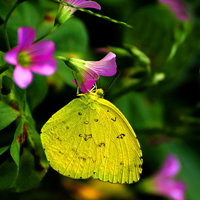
[0,0,200,199]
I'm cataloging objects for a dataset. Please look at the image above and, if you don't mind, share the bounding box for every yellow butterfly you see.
[40,88,143,184]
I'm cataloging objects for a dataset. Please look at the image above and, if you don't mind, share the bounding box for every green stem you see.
[22,89,27,117]
[49,0,132,28]
[0,64,11,74]
[3,0,25,50]
[54,55,67,61]
[34,24,59,43]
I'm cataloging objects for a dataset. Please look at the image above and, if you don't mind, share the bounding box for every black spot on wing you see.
[59,151,64,154]
[98,143,105,147]
[79,134,92,141]
[117,133,125,139]
[111,116,116,122]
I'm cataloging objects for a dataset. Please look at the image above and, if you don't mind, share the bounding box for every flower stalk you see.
[3,0,26,50]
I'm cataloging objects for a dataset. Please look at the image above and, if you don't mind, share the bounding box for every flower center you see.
[17,51,32,68]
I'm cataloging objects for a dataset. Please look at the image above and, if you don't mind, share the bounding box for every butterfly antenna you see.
[104,70,121,93]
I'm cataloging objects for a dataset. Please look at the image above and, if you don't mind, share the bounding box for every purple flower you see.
[159,0,189,21]
[4,27,57,89]
[66,52,117,93]
[56,0,101,25]
[152,154,186,200]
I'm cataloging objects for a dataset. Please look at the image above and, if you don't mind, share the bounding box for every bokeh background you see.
[0,0,200,199]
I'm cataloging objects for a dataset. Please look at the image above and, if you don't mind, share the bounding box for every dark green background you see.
[0,0,200,199]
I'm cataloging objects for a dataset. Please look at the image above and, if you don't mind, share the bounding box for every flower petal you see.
[18,27,35,50]
[30,58,57,76]
[169,181,186,200]
[4,46,20,65]
[85,52,117,76]
[29,41,55,62]
[156,154,181,178]
[13,66,33,88]
[78,1,101,10]
[68,0,85,4]
[73,79,97,93]
[159,0,189,21]
[73,67,99,93]
[155,178,186,200]
[80,79,97,93]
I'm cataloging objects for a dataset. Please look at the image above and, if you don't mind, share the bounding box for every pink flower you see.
[159,0,189,21]
[62,0,101,14]
[66,52,117,93]
[4,27,57,89]
[152,154,186,200]
[56,0,101,25]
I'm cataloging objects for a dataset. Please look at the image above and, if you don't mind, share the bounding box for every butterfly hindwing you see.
[41,98,106,179]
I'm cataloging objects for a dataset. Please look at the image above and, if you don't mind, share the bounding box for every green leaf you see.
[26,121,49,170]
[10,120,24,168]
[11,121,49,192]
[0,101,20,130]
[0,145,9,155]
[6,1,41,47]
[0,51,6,67]
[0,0,16,20]
[112,91,164,129]
[11,147,48,192]
[8,118,48,192]
[0,157,18,190]
[1,76,13,95]
[46,17,89,53]
[27,74,48,111]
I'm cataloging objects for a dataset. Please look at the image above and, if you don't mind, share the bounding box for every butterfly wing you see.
[41,98,106,179]
[41,92,142,184]
[91,97,143,184]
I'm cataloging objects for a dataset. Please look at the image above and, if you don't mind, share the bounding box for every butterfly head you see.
[84,88,104,101]
[95,88,104,98]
